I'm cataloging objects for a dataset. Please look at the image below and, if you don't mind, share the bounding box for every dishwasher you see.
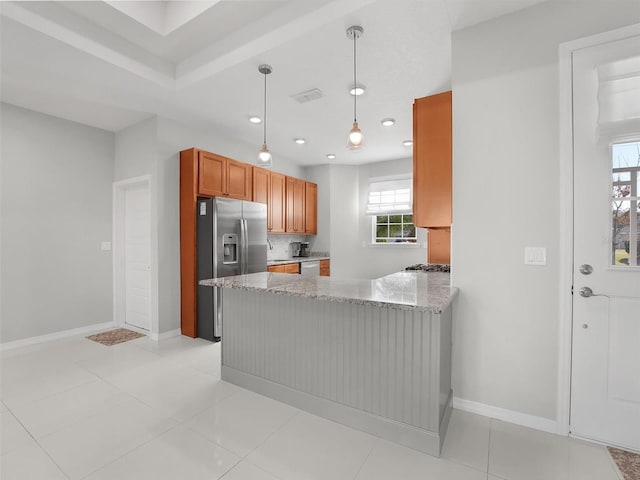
[300,260,320,276]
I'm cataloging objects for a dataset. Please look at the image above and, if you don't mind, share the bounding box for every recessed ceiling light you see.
[249,116,262,124]
[326,153,336,159]
[349,85,365,96]
[295,138,306,145]
[402,140,413,147]
[381,118,395,127]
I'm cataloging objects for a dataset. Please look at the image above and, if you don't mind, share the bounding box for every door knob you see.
[579,264,593,275]
[579,286,594,297]
[579,286,608,298]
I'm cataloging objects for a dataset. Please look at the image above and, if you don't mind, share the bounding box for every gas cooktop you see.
[404,264,451,273]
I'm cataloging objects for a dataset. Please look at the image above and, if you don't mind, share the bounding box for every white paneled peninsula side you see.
[200,271,458,456]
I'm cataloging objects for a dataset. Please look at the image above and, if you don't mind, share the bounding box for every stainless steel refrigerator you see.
[197,197,267,341]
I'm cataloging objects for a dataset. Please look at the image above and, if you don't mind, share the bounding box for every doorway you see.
[113,176,153,333]
[565,31,640,452]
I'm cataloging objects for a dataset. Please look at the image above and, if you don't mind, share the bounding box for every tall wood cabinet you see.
[253,167,286,233]
[305,182,317,235]
[286,176,306,233]
[413,91,452,264]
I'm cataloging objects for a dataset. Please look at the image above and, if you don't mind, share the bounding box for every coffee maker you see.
[290,241,310,257]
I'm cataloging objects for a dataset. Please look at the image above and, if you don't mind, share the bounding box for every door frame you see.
[557,22,640,436]
[113,175,157,336]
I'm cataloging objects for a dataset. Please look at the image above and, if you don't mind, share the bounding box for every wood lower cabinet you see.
[319,259,330,276]
[198,151,252,200]
[305,182,317,235]
[286,177,305,233]
[267,263,299,274]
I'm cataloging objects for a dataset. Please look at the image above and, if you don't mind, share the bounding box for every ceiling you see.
[0,0,547,166]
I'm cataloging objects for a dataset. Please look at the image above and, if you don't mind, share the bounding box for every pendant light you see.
[346,26,364,151]
[257,64,273,167]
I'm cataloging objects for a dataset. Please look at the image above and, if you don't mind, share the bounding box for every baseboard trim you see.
[151,329,181,341]
[453,397,558,434]
[0,322,115,351]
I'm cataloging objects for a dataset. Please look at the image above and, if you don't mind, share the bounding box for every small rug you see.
[608,446,640,480]
[86,328,145,346]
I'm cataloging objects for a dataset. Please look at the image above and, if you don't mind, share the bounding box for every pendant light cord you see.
[263,71,268,145]
[353,33,357,123]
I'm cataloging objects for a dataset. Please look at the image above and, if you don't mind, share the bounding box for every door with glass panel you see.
[570,35,640,452]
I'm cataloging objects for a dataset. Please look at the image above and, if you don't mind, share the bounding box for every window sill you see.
[367,242,425,249]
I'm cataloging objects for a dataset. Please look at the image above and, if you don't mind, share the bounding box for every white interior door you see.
[124,182,151,331]
[571,35,640,452]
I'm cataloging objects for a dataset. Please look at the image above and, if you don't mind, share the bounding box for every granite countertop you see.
[200,270,458,314]
[267,255,330,266]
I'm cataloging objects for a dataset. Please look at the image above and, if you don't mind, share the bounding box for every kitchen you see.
[1,1,640,479]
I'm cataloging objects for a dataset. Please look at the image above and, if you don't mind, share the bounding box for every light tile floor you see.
[0,333,622,480]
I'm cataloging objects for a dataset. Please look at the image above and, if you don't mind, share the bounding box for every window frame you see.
[371,213,418,245]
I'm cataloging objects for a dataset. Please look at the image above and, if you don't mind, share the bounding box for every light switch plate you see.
[101,241,112,251]
[524,247,546,265]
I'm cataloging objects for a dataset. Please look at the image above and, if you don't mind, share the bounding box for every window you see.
[611,141,639,267]
[373,214,417,244]
[366,175,415,244]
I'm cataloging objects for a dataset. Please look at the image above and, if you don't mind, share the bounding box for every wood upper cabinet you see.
[286,176,305,233]
[253,167,269,204]
[253,168,285,233]
[413,91,452,228]
[304,182,317,235]
[270,172,286,233]
[198,151,226,197]
[198,151,252,200]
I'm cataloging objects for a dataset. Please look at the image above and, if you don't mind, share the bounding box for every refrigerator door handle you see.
[215,286,222,338]
[240,218,248,274]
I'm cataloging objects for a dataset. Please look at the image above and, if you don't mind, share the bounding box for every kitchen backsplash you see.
[267,234,311,259]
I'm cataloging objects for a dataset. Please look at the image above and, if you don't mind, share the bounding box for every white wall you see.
[115,115,305,334]
[305,159,427,280]
[451,0,640,421]
[0,103,114,342]
[357,158,427,280]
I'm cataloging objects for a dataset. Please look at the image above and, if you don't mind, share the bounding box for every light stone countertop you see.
[267,255,330,266]
[199,270,458,314]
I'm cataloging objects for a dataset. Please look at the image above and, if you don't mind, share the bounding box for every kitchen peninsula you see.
[200,270,457,456]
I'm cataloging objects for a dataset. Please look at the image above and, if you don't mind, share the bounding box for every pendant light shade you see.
[346,26,364,151]
[257,64,273,167]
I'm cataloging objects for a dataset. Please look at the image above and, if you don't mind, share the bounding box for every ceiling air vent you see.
[291,88,324,104]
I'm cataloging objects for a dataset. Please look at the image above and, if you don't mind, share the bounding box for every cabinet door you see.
[304,182,317,235]
[413,91,452,228]
[284,263,300,274]
[286,177,305,233]
[269,172,286,233]
[267,265,286,273]
[226,158,252,200]
[253,167,269,205]
[198,152,226,197]
[319,259,330,276]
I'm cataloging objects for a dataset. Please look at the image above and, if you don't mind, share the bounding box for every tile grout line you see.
[350,436,377,480]
[3,406,72,480]
[486,417,493,477]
